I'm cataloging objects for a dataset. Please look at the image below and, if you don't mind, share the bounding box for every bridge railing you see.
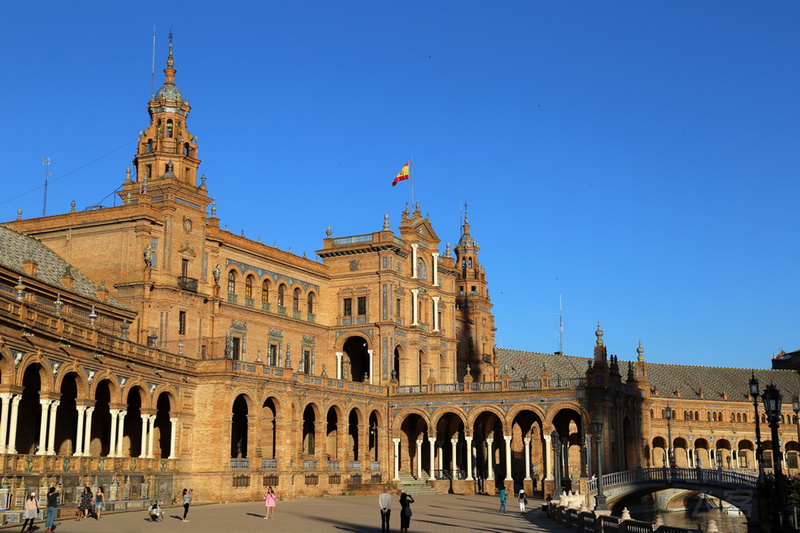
[550,505,695,533]
[588,467,758,494]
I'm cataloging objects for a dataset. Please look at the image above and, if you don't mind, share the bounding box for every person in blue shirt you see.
[498,487,508,514]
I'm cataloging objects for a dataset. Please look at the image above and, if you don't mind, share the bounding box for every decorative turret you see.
[452,205,495,382]
[123,33,204,202]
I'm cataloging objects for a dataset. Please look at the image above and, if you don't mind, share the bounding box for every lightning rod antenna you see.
[558,294,564,355]
[42,157,51,217]
[150,27,156,98]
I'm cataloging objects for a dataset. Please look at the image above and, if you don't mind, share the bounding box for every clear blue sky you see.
[1,2,798,370]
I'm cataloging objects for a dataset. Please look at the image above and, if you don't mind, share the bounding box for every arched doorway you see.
[231,395,248,458]
[302,404,318,456]
[17,365,43,455]
[261,397,278,460]
[54,372,79,456]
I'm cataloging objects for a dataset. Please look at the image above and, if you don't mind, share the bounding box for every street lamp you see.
[665,404,674,467]
[761,383,790,533]
[750,373,764,477]
[592,416,607,510]
[552,430,562,497]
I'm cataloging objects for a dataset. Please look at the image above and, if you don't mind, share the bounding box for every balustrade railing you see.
[230,458,250,469]
[262,458,278,470]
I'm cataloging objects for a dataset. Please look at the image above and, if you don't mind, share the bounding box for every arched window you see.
[742,413,747,423]
[277,285,285,307]
[167,119,174,138]
[307,293,315,315]
[261,280,269,305]
[292,288,300,312]
[245,276,253,300]
[416,258,427,281]
[227,271,236,296]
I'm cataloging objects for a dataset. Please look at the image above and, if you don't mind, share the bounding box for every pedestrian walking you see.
[498,487,508,514]
[378,486,392,533]
[518,489,527,514]
[78,486,93,520]
[45,485,60,533]
[263,486,276,519]
[21,492,39,533]
[95,486,105,519]
[182,488,193,522]
[399,492,415,533]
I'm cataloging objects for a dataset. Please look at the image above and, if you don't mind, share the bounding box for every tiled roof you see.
[496,348,799,403]
[0,225,128,310]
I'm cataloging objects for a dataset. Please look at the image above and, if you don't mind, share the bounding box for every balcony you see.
[230,458,250,469]
[177,276,198,293]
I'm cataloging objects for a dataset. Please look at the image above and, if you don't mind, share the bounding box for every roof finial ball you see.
[595,322,604,346]
[637,341,644,362]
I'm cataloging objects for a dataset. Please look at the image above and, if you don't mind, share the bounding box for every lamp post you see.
[665,404,674,467]
[552,430,562,497]
[750,373,764,478]
[761,383,790,533]
[593,416,607,510]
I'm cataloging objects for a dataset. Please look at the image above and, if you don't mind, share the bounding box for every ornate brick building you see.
[0,38,797,519]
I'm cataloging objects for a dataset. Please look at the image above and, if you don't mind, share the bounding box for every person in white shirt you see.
[378,487,392,532]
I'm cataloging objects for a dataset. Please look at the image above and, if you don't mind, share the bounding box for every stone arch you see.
[18,357,51,393]
[737,439,754,469]
[90,378,115,457]
[398,411,430,478]
[154,391,173,458]
[122,384,147,458]
[673,436,690,468]
[472,409,505,488]
[509,407,547,486]
[0,346,17,385]
[550,406,584,491]
[54,366,89,399]
[694,437,710,468]
[89,372,120,403]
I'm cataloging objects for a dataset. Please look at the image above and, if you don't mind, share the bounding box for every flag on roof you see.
[392,161,410,187]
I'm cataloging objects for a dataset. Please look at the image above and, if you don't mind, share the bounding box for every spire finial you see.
[168,30,174,67]
[637,341,644,362]
[595,322,604,346]
[383,214,390,230]
[464,202,469,225]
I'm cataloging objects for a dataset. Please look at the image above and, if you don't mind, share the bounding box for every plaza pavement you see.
[15,493,574,533]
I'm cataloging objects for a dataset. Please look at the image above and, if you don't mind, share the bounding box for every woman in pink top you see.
[263,486,277,519]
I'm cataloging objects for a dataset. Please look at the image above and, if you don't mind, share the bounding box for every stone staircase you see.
[395,472,442,495]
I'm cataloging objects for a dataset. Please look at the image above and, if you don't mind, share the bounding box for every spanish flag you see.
[392,161,410,187]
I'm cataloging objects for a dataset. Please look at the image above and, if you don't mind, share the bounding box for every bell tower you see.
[121,33,204,205]
[454,206,496,381]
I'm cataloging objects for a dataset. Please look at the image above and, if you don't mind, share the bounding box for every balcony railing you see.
[262,458,278,470]
[349,460,361,470]
[177,276,198,292]
[303,459,318,470]
[230,458,250,469]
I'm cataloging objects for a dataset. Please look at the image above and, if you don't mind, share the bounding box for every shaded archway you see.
[261,397,278,460]
[155,392,171,458]
[552,408,583,491]
[510,409,545,487]
[54,372,79,456]
[90,380,113,457]
[399,413,429,478]
[231,395,248,458]
[302,404,318,456]
[325,406,340,459]
[343,337,370,382]
[473,410,504,487]
[348,408,362,461]
[123,387,144,458]
[16,365,44,455]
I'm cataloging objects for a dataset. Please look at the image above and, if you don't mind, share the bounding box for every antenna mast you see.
[558,294,564,354]
[150,27,156,98]
[42,157,51,217]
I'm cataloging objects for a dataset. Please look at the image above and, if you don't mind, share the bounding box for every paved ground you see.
[15,493,572,533]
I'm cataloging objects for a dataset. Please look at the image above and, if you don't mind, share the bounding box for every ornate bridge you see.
[586,468,759,522]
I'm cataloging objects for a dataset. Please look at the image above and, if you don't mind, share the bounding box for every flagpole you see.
[409,158,415,208]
